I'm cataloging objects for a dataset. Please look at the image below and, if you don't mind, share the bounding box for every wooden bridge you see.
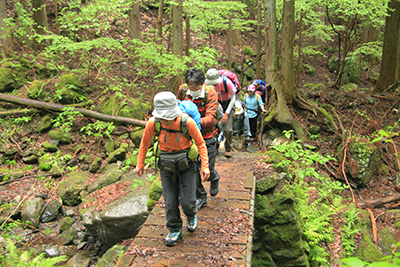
[116,157,256,267]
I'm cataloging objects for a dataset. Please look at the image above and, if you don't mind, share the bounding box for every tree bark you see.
[0,93,147,127]
[129,1,141,40]
[228,16,232,70]
[264,0,278,86]
[157,0,164,45]
[169,0,183,91]
[376,0,400,92]
[185,14,190,56]
[232,29,243,46]
[356,194,400,209]
[256,0,262,78]
[0,0,12,59]
[281,0,295,104]
[32,0,48,34]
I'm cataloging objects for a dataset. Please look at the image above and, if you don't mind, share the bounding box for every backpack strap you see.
[154,114,191,143]
[222,75,228,93]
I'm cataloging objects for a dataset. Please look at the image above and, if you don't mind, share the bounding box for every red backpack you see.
[218,69,241,94]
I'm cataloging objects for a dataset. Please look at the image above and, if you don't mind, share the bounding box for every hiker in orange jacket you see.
[177,68,220,211]
[135,91,210,247]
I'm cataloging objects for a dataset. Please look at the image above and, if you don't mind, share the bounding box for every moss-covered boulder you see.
[39,153,54,171]
[21,196,45,227]
[148,179,162,210]
[59,216,74,233]
[41,142,58,152]
[87,164,123,193]
[130,127,145,148]
[107,147,126,163]
[57,171,90,206]
[242,46,257,57]
[55,73,87,104]
[26,80,48,99]
[340,139,381,187]
[36,114,53,133]
[0,67,25,93]
[101,95,149,121]
[97,245,125,267]
[89,156,103,173]
[355,233,383,263]
[48,130,72,144]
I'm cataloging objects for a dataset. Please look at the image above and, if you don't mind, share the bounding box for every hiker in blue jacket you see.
[243,85,267,139]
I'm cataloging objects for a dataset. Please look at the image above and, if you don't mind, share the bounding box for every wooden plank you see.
[114,253,134,267]
[136,225,248,245]
[245,172,254,189]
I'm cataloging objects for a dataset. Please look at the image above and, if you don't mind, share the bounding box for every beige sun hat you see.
[205,68,223,85]
[152,91,182,120]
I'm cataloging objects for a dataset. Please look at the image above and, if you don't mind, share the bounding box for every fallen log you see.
[0,93,147,127]
[356,193,400,209]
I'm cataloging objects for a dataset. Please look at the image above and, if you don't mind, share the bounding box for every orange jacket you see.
[137,115,209,171]
[177,84,218,139]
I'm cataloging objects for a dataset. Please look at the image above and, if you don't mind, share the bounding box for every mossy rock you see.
[242,46,256,57]
[0,67,25,93]
[35,62,59,79]
[55,73,88,104]
[148,179,162,201]
[48,130,72,144]
[101,95,150,121]
[26,80,48,99]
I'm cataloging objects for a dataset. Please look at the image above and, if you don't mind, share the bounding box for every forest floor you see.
[1,3,400,266]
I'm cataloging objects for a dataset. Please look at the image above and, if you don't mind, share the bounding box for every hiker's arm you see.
[136,119,155,174]
[258,97,267,112]
[221,94,235,124]
[187,119,209,173]
[201,87,218,128]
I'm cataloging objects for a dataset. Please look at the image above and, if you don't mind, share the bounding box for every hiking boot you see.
[165,230,182,246]
[186,215,198,232]
[224,150,232,158]
[210,180,220,196]
[196,198,208,210]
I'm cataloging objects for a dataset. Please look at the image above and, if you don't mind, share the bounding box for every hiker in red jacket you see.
[205,68,236,158]
[177,68,220,211]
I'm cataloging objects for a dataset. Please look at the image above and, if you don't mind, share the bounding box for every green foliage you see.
[52,107,83,132]
[0,238,67,267]
[272,130,350,264]
[80,121,115,139]
[341,207,362,255]
[341,242,400,266]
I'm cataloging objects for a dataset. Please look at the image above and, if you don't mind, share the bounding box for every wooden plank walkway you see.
[115,166,256,267]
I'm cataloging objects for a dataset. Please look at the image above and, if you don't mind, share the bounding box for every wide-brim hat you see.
[152,91,182,120]
[205,68,223,85]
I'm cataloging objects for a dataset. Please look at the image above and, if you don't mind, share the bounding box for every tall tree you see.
[157,0,164,45]
[185,14,190,56]
[129,1,141,40]
[32,0,48,34]
[170,0,183,90]
[0,0,12,58]
[256,0,262,78]
[376,0,400,92]
[264,0,278,85]
[281,0,295,103]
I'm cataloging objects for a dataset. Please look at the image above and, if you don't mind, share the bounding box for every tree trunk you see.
[157,0,164,45]
[376,0,400,92]
[0,0,12,59]
[281,0,295,104]
[256,0,262,78]
[232,29,243,46]
[32,0,48,34]
[129,1,141,40]
[169,0,183,91]
[228,16,232,70]
[297,13,304,85]
[185,14,190,56]
[0,93,147,126]
[264,0,278,85]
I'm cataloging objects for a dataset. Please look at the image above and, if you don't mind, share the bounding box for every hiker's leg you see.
[249,117,258,139]
[160,167,182,231]
[223,109,235,152]
[179,161,197,216]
